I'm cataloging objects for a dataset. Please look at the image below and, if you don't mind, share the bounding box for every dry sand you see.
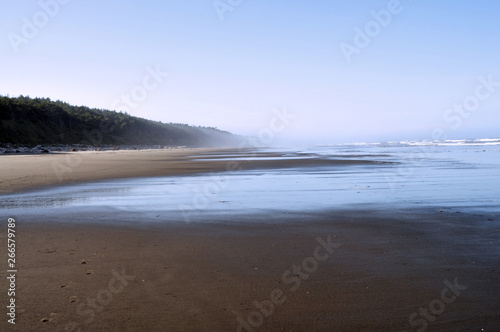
[0,148,231,194]
[0,150,499,331]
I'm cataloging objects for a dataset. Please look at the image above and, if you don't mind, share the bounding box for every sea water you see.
[1,139,499,222]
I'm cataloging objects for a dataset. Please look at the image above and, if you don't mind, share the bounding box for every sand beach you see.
[0,146,499,331]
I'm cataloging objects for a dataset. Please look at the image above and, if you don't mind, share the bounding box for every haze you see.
[2,0,499,145]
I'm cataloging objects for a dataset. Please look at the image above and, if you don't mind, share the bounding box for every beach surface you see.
[0,148,381,194]
[1,210,499,332]
[0,148,237,194]
[1,147,499,331]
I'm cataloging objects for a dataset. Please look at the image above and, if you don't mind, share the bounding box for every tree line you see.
[0,95,238,147]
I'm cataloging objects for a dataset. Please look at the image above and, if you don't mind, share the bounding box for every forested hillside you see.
[0,95,238,147]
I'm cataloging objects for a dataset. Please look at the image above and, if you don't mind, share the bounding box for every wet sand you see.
[1,149,499,331]
[0,210,499,331]
[0,148,384,194]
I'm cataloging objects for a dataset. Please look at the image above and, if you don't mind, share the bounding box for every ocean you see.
[1,138,499,222]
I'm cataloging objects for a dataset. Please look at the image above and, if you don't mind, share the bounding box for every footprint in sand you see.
[41,313,59,323]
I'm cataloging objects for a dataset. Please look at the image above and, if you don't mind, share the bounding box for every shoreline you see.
[0,148,390,194]
[0,148,236,194]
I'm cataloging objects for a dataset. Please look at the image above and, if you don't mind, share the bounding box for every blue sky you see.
[1,0,499,144]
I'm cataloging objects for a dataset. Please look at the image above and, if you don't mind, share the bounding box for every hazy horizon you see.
[2,1,499,145]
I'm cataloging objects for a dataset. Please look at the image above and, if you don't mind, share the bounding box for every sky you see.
[1,0,499,144]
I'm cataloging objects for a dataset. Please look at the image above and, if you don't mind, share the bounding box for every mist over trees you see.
[0,95,239,147]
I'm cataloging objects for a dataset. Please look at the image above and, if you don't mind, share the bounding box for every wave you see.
[336,138,500,147]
